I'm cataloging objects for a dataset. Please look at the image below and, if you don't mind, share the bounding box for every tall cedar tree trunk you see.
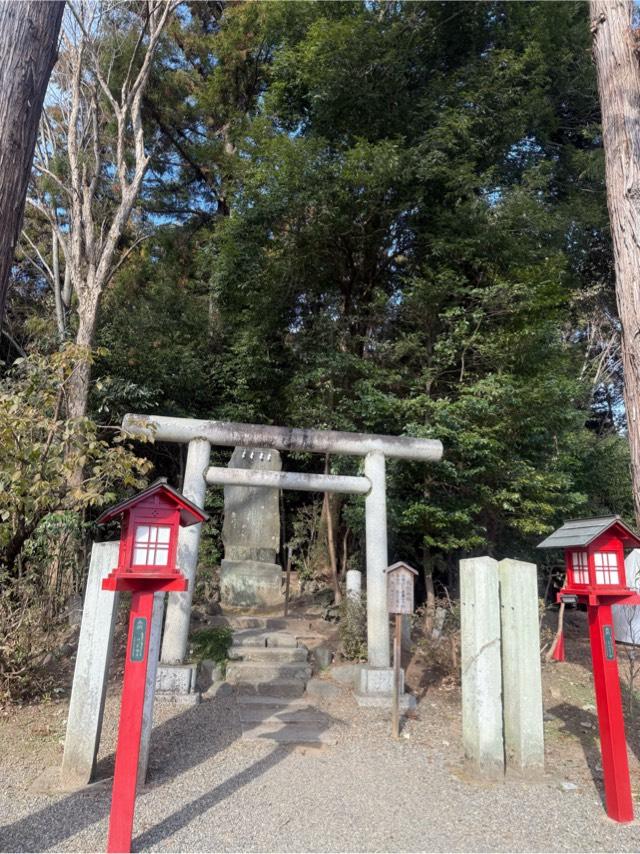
[591,0,640,525]
[0,1,64,326]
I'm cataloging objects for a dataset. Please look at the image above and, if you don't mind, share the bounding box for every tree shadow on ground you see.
[0,686,337,852]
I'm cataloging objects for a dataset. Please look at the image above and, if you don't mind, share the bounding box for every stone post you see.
[498,558,544,774]
[61,541,119,789]
[220,447,282,607]
[364,451,389,668]
[346,569,362,600]
[138,591,165,785]
[460,556,504,777]
[161,437,210,664]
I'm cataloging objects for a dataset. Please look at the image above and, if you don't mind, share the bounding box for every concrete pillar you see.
[364,451,389,667]
[138,591,165,785]
[161,438,210,664]
[346,569,362,600]
[61,541,120,789]
[460,556,504,777]
[498,558,544,774]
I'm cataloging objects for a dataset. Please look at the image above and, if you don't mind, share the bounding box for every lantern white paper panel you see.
[133,524,170,566]
[613,550,640,645]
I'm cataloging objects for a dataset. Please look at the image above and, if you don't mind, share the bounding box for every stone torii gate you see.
[122,414,442,682]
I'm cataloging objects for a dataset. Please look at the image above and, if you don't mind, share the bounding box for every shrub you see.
[189,626,233,665]
[339,594,367,660]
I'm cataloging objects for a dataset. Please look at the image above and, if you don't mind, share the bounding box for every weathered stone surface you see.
[346,569,362,600]
[61,541,119,790]
[161,438,211,664]
[460,556,504,779]
[312,645,333,668]
[498,558,544,775]
[226,660,311,683]
[219,444,284,608]
[220,559,282,607]
[222,446,281,563]
[235,680,306,698]
[354,692,417,711]
[229,645,307,663]
[329,663,362,686]
[358,665,403,695]
[202,681,233,700]
[198,658,224,690]
[139,591,165,785]
[305,678,341,698]
[154,691,201,707]
[156,663,197,695]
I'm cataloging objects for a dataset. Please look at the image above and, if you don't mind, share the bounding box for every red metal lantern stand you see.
[103,575,187,853]
[109,589,155,852]
[96,481,207,852]
[539,517,640,823]
[556,587,640,824]
[586,596,638,823]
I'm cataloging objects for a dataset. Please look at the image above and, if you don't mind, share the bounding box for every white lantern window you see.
[571,551,589,585]
[133,525,171,566]
[594,551,619,586]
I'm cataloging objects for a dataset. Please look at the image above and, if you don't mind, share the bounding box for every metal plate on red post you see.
[130,618,147,662]
[603,625,615,661]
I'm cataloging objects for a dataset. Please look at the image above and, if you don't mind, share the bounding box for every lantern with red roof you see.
[97,480,207,853]
[538,515,640,604]
[538,515,640,825]
[97,479,207,593]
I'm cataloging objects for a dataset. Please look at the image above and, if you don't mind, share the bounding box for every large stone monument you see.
[220,447,283,607]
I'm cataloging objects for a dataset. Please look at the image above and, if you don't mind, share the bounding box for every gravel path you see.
[1,685,639,853]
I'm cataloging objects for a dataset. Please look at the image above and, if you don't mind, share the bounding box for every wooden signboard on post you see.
[385,561,418,738]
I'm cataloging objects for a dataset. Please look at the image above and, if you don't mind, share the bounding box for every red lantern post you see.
[539,516,640,823]
[97,481,207,852]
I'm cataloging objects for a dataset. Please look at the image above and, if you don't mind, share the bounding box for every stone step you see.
[234,680,307,698]
[232,629,298,649]
[265,618,333,634]
[239,706,330,724]
[239,723,336,745]
[211,616,267,630]
[228,645,308,663]
[236,695,309,708]
[226,661,311,683]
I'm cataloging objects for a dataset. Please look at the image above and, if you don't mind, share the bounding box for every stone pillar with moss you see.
[220,447,282,607]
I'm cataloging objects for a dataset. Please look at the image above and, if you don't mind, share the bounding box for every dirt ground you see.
[1,606,640,852]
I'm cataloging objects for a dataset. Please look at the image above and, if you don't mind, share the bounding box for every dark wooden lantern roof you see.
[96,479,208,528]
[537,516,640,550]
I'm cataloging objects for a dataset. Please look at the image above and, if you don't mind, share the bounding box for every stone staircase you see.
[226,628,336,745]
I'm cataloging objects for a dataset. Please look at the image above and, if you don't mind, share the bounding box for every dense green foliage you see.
[5,0,632,627]
[189,626,233,667]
